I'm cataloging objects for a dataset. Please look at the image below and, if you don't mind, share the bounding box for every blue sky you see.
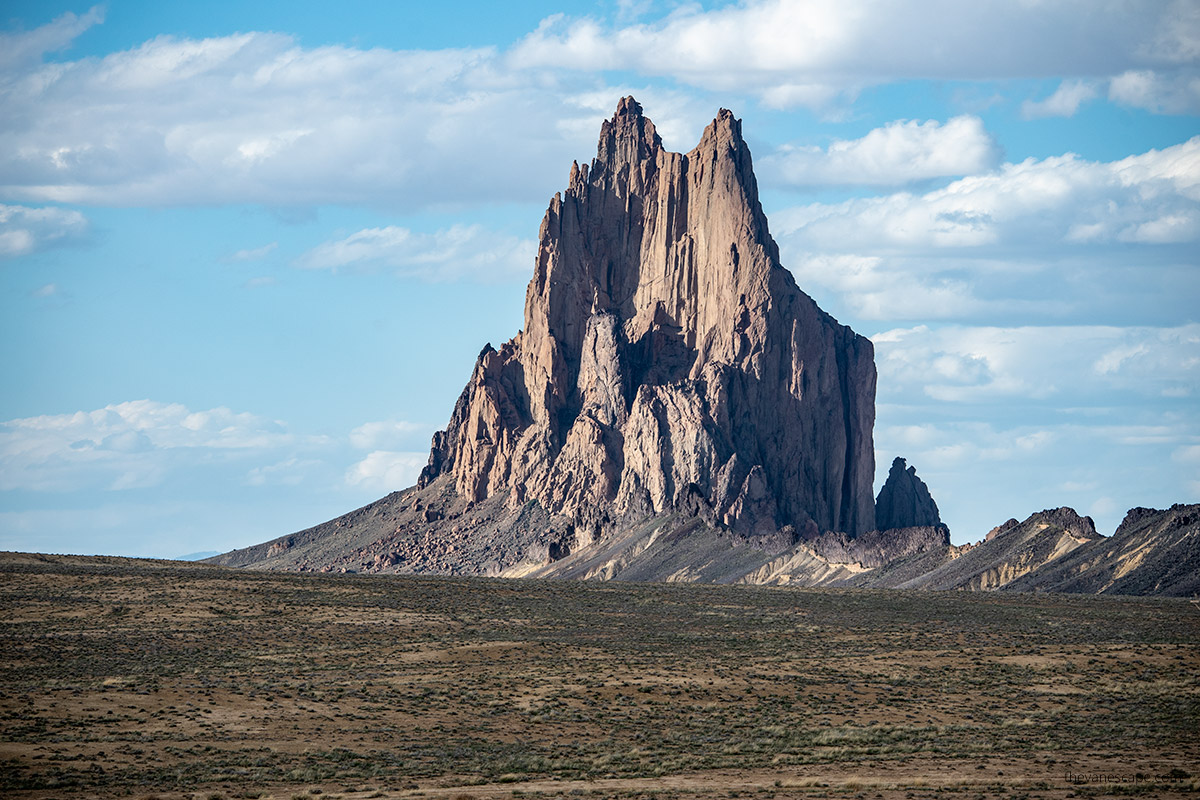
[2,0,1197,557]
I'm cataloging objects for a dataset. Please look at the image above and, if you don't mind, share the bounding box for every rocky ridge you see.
[1004,504,1200,596]
[853,507,1102,592]
[207,486,1197,595]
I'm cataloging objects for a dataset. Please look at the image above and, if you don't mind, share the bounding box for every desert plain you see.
[1,552,1197,800]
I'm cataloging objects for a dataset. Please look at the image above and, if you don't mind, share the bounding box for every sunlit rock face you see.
[420,97,877,538]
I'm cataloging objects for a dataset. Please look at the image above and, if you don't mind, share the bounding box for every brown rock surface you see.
[420,97,876,538]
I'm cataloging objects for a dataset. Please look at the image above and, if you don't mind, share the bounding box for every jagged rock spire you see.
[875,457,942,531]
[420,97,877,536]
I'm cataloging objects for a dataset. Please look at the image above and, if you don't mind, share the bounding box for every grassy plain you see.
[1,552,1197,799]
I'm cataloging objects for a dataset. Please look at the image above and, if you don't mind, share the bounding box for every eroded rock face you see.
[806,525,950,568]
[420,97,877,536]
[875,457,942,531]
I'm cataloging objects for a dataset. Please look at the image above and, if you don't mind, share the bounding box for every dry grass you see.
[1,552,1197,799]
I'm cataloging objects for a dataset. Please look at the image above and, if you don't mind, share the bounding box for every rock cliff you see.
[419,97,877,538]
[875,457,942,530]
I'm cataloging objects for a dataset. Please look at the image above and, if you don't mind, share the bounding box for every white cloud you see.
[0,400,298,492]
[876,421,1058,473]
[245,457,321,487]
[226,242,277,261]
[1108,68,1200,114]
[0,404,443,554]
[0,6,104,70]
[1022,80,1100,119]
[296,224,535,281]
[0,204,88,258]
[0,22,612,208]
[772,138,1200,321]
[345,451,426,492]
[615,0,656,24]
[349,420,428,451]
[764,116,999,187]
[776,137,1200,252]
[3,2,1195,214]
[511,0,1199,110]
[785,253,1001,321]
[873,324,1200,405]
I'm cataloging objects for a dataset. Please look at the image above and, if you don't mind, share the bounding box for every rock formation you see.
[863,507,1101,592]
[418,97,877,539]
[1004,504,1200,596]
[208,99,1193,597]
[805,525,949,569]
[208,487,1193,597]
[874,457,942,531]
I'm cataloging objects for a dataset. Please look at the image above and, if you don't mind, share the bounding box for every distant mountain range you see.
[177,551,220,561]
[210,99,1197,596]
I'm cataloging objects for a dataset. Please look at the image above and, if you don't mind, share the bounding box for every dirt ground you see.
[1,552,1197,799]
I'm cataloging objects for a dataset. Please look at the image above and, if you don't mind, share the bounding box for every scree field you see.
[1,552,1197,799]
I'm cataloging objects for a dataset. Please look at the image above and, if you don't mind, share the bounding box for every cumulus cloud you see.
[0,403,441,553]
[873,324,1200,405]
[764,116,999,187]
[1022,80,1100,119]
[0,204,88,258]
[0,400,298,492]
[345,451,426,492]
[511,0,1199,109]
[776,137,1200,252]
[0,22,610,208]
[295,224,535,281]
[772,138,1200,321]
[3,1,1195,213]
